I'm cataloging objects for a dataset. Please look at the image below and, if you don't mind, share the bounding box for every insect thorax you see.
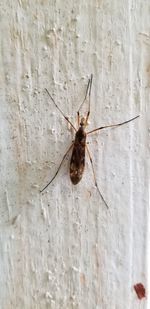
[75,126,86,145]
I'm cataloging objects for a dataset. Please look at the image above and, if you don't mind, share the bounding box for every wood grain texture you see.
[0,1,149,308]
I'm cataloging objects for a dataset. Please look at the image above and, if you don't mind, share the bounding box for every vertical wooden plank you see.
[0,0,148,308]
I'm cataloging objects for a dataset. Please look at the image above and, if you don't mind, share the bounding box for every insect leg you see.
[87,115,140,135]
[86,145,109,209]
[45,88,77,132]
[40,143,74,193]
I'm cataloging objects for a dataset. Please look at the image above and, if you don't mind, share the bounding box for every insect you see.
[40,75,139,208]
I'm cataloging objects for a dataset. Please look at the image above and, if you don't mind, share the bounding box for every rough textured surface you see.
[0,1,149,308]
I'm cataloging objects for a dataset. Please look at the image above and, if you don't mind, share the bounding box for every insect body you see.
[70,117,87,185]
[40,75,140,208]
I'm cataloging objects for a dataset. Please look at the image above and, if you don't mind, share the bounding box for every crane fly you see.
[40,75,140,208]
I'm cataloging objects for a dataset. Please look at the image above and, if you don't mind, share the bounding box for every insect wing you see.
[70,143,85,185]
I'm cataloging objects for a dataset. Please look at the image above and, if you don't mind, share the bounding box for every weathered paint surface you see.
[0,1,149,308]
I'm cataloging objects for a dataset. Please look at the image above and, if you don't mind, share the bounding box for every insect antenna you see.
[45,88,76,132]
[86,145,109,209]
[85,73,93,125]
[77,74,93,126]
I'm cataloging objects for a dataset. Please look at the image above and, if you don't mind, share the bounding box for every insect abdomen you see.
[70,128,86,185]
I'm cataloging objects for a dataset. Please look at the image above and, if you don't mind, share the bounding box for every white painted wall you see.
[0,1,149,308]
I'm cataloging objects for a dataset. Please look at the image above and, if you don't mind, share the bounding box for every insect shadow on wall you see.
[40,75,140,208]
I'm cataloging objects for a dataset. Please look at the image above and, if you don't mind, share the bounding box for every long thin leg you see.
[87,115,140,135]
[45,88,77,132]
[40,143,73,193]
[86,145,109,209]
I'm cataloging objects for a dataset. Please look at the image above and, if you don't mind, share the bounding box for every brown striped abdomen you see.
[70,127,86,185]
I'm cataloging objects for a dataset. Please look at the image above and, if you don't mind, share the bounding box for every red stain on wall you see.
[134,283,146,300]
